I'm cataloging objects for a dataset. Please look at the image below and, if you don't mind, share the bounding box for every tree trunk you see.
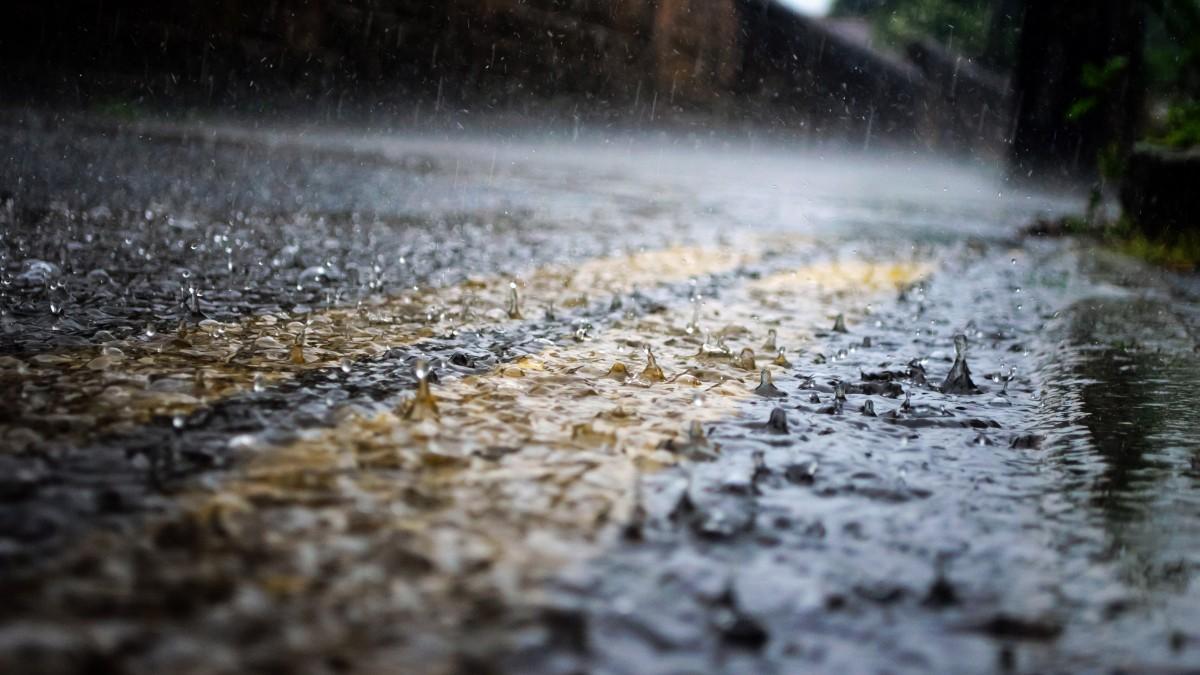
[1009,0,1145,183]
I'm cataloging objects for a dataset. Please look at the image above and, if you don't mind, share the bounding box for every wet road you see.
[1,111,1199,674]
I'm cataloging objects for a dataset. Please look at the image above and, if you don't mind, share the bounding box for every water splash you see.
[734,347,756,371]
[941,334,981,395]
[606,362,630,381]
[638,346,665,383]
[832,313,848,333]
[660,420,716,460]
[766,407,790,433]
[290,326,307,365]
[506,282,522,320]
[402,358,440,420]
[772,348,792,368]
[686,297,701,335]
[762,328,777,352]
[753,368,786,398]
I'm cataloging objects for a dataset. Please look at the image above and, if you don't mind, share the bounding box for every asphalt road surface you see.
[2,111,1199,674]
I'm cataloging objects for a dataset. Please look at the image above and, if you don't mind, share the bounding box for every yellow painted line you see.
[0,244,757,448]
[155,252,932,670]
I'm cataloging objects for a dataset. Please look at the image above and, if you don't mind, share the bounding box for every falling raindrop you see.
[686,297,701,335]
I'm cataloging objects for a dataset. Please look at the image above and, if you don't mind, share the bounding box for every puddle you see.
[1038,294,1200,592]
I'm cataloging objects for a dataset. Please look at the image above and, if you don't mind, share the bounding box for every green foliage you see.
[1151,102,1200,149]
[1143,0,1200,96]
[1034,215,1200,272]
[831,0,997,60]
[1081,57,1130,90]
[1067,56,1129,123]
[1097,143,1127,181]
[1111,226,1200,271]
[1066,98,1099,122]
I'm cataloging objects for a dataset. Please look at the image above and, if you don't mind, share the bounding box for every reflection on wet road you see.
[1,112,1198,673]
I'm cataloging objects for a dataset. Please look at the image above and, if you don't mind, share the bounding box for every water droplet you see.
[762,328,777,352]
[773,348,792,368]
[404,358,439,421]
[735,347,756,371]
[686,298,701,335]
[753,368,786,398]
[659,420,715,460]
[767,407,789,433]
[606,362,630,381]
[187,285,202,315]
[942,334,980,395]
[638,346,665,383]
[506,282,522,319]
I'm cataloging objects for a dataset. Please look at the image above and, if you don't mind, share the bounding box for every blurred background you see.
[3,0,1197,184]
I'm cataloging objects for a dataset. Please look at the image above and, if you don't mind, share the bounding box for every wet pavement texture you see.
[1,112,1199,674]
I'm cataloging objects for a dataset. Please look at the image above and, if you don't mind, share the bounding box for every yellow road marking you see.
[154,252,931,671]
[0,245,757,448]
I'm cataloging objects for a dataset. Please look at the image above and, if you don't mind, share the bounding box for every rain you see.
[2,1,1200,673]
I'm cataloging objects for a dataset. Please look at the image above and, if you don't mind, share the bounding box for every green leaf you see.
[1067,97,1099,121]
